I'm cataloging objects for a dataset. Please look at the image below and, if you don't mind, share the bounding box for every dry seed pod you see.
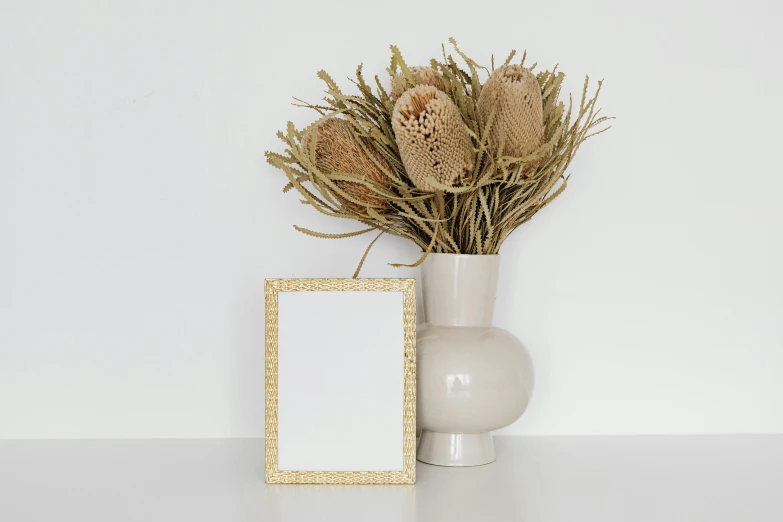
[301,118,392,211]
[390,66,446,101]
[392,85,475,191]
[477,65,544,158]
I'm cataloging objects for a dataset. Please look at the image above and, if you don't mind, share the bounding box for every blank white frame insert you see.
[264,279,416,485]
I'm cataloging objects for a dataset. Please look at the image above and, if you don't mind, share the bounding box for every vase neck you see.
[421,254,500,327]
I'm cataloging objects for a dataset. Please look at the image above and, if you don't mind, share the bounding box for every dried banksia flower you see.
[301,118,392,211]
[390,66,446,101]
[392,85,475,191]
[268,41,612,275]
[477,65,544,158]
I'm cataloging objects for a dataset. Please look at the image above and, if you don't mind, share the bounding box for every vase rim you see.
[421,253,500,326]
[426,253,499,257]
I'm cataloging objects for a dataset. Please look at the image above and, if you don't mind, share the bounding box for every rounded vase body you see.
[416,254,533,466]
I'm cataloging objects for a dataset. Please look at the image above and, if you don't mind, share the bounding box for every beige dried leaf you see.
[392,85,475,191]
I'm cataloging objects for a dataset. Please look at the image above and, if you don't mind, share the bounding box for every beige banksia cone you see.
[478,65,544,158]
[301,118,392,211]
[392,85,475,191]
[390,66,446,101]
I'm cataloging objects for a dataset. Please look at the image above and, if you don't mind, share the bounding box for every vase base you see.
[416,431,496,467]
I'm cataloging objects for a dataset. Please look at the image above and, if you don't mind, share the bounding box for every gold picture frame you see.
[264,278,417,485]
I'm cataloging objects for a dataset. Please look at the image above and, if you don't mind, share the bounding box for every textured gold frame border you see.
[264,278,416,485]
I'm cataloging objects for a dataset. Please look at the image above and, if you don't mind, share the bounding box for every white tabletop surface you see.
[1,436,781,522]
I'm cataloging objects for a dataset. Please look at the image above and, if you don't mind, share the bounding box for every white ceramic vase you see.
[416,254,533,466]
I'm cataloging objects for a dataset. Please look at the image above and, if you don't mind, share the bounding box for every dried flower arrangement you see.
[266,39,611,276]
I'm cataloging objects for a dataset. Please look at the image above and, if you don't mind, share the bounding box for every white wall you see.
[1,0,781,438]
